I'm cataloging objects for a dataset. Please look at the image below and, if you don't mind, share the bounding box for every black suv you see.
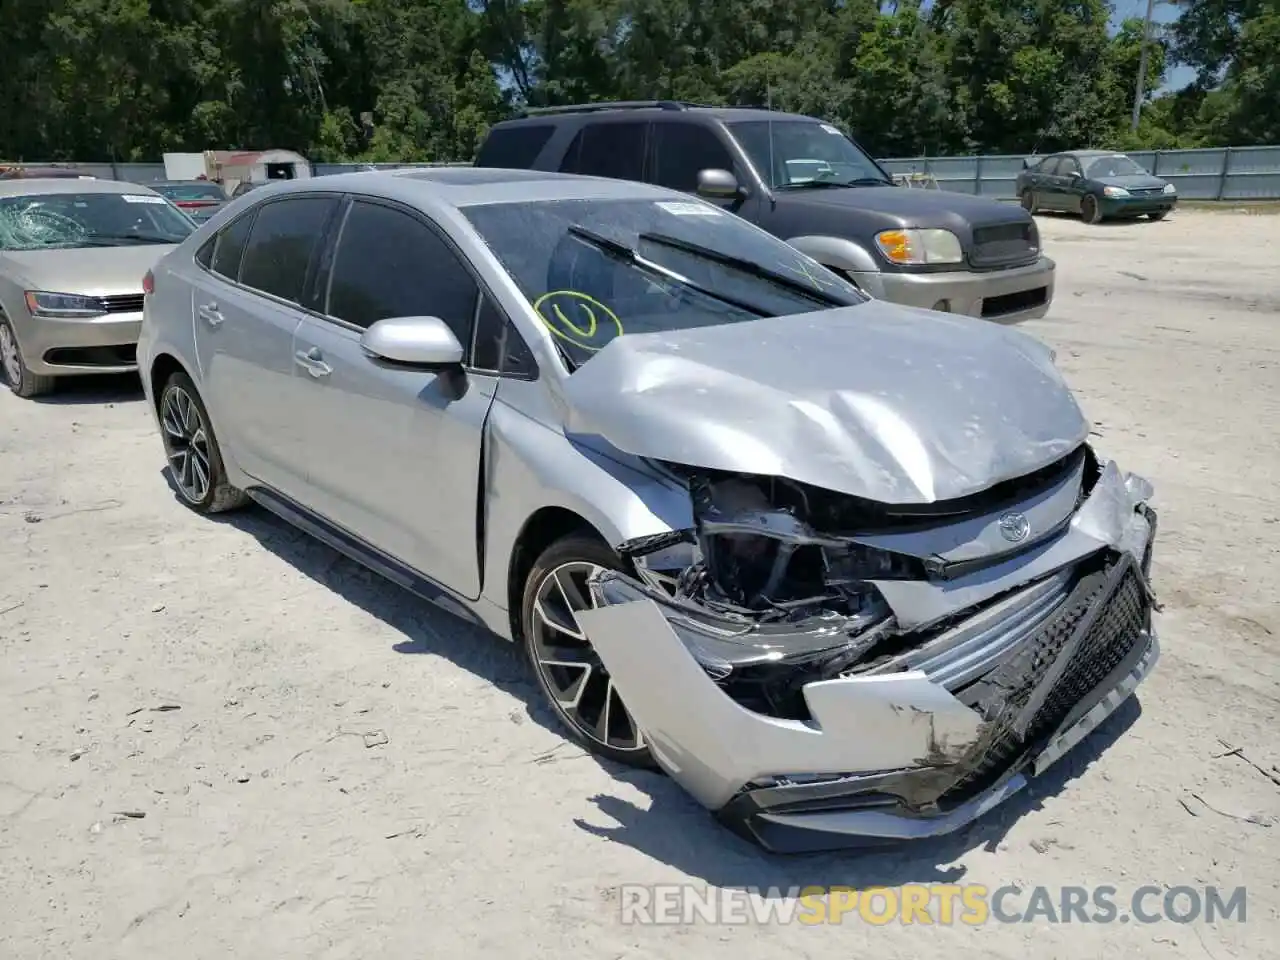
[476,101,1054,323]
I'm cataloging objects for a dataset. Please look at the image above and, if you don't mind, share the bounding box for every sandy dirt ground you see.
[1,208,1278,960]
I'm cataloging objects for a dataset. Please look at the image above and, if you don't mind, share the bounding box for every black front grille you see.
[981,285,1049,318]
[100,293,145,314]
[939,559,1149,805]
[971,222,1038,268]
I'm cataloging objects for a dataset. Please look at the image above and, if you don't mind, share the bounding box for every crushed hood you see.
[562,301,1090,505]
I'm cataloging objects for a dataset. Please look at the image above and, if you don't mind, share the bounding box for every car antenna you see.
[766,68,777,208]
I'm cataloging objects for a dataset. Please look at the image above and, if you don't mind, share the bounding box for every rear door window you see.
[239,196,339,302]
[476,125,555,168]
[561,122,648,181]
[325,200,479,349]
[650,123,736,192]
[208,212,256,281]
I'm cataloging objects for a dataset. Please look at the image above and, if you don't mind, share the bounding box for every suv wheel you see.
[158,372,249,513]
[0,317,55,398]
[1081,195,1102,225]
[521,533,657,768]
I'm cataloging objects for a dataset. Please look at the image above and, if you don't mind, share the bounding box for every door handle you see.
[294,346,332,378]
[197,303,223,327]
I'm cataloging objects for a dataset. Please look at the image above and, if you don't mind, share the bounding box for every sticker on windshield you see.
[820,123,842,135]
[121,194,167,204]
[655,201,723,217]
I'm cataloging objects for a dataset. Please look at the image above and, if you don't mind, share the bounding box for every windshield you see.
[156,182,226,201]
[1084,154,1148,178]
[0,192,195,251]
[462,197,865,370]
[728,120,892,189]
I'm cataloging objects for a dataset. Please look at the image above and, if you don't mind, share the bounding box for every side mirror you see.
[696,168,741,199]
[361,315,463,367]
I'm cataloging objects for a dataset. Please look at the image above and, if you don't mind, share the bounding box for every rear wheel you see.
[0,317,55,399]
[521,533,657,768]
[158,372,248,514]
[1081,194,1102,225]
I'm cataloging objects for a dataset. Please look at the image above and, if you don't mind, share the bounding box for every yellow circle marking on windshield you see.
[784,257,836,288]
[533,290,624,352]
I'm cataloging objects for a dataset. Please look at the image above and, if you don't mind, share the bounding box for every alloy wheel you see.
[160,385,212,503]
[529,561,647,754]
[0,323,21,386]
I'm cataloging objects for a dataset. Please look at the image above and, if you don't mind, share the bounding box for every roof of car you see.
[253,167,680,209]
[496,103,821,127]
[0,178,161,198]
[1060,149,1126,158]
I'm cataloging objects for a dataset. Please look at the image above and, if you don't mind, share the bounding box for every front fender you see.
[480,394,694,629]
[786,234,881,276]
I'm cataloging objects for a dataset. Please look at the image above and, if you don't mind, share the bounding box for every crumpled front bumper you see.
[575,461,1160,852]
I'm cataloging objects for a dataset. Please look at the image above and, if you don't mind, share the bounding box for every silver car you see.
[138,169,1159,852]
[0,178,195,397]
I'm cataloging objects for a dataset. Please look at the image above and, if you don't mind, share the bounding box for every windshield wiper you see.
[776,176,892,190]
[565,225,771,318]
[89,234,181,245]
[637,232,848,307]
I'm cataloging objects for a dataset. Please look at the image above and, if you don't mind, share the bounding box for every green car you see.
[1016,150,1177,224]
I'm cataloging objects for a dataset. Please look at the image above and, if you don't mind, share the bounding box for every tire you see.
[158,371,249,514]
[1020,189,1038,214]
[1148,210,1167,221]
[520,533,658,768]
[0,316,56,399]
[1081,194,1102,225]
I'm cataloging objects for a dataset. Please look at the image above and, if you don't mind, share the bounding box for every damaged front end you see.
[575,445,1160,852]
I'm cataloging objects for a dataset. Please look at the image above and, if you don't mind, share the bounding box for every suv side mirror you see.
[362,315,463,367]
[696,168,741,199]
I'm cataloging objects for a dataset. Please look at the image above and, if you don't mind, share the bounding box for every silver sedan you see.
[0,178,195,397]
[138,169,1160,852]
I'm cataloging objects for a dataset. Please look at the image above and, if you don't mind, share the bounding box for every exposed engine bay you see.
[604,443,1134,723]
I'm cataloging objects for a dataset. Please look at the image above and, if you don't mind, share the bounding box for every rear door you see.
[190,195,340,497]
[1058,155,1087,213]
[1035,156,1067,210]
[557,119,650,184]
[291,198,501,599]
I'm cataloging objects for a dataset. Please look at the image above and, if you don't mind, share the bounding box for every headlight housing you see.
[1102,186,1130,198]
[24,291,106,318]
[874,228,964,266]
[1162,183,1176,195]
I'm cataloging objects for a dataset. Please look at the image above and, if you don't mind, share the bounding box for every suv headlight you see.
[1103,186,1130,198]
[875,228,963,265]
[1162,183,1176,195]
[24,291,106,318]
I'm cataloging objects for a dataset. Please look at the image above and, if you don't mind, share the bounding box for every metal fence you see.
[9,148,1280,200]
[879,145,1280,201]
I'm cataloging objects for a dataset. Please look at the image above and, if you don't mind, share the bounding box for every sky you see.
[1113,0,1195,90]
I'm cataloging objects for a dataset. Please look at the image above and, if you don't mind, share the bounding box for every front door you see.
[291,198,499,600]
[646,120,760,220]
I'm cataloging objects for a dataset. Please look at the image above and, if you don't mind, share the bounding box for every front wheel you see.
[1148,210,1168,221]
[1081,194,1103,225]
[0,317,55,398]
[158,372,249,514]
[521,533,657,768]
[1020,189,1038,214]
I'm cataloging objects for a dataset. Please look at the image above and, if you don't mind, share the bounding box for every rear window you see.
[476,124,555,168]
[238,196,338,303]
